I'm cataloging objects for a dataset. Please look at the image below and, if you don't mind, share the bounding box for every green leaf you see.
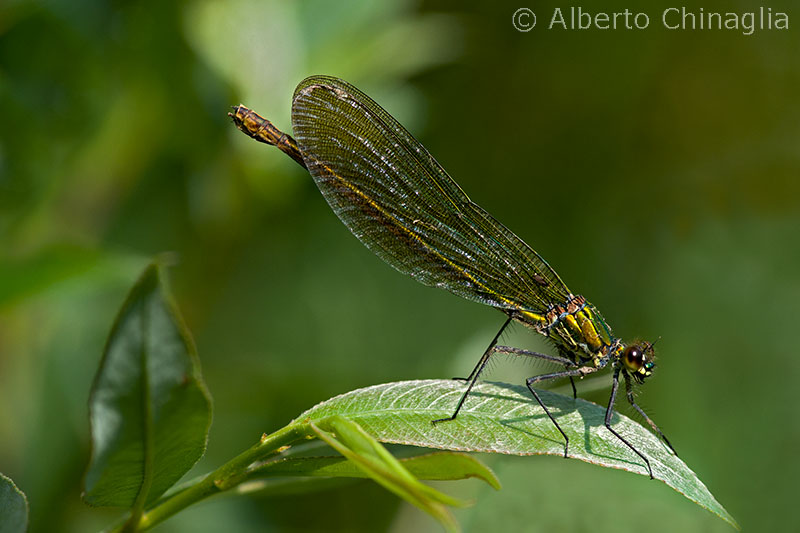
[311,417,464,532]
[0,246,144,309]
[248,451,500,488]
[394,452,500,488]
[83,262,212,510]
[237,476,360,498]
[0,246,98,308]
[297,379,739,530]
[0,473,28,533]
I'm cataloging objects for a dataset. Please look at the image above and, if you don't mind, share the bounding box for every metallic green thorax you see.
[509,293,613,363]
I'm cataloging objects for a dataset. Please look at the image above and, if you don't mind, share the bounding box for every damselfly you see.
[229,75,676,478]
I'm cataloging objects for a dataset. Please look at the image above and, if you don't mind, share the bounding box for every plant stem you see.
[118,423,310,532]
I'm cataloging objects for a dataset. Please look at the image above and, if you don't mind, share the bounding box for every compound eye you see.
[623,345,644,371]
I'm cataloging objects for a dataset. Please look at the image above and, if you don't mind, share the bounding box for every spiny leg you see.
[494,345,577,367]
[459,317,512,382]
[623,373,677,456]
[494,345,579,399]
[605,367,654,479]
[526,367,596,458]
[433,317,512,423]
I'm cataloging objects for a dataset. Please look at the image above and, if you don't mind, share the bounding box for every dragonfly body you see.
[230,75,675,478]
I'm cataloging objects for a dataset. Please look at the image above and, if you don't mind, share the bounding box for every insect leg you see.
[494,345,579,398]
[494,345,577,366]
[623,373,677,456]
[605,367,654,479]
[432,317,512,424]
[526,367,596,458]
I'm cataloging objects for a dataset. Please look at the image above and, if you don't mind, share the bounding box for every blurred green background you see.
[1,0,798,531]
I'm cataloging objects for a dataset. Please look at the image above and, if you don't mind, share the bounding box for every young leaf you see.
[0,473,28,533]
[248,452,500,488]
[393,453,500,488]
[297,379,739,530]
[83,263,212,510]
[311,417,464,532]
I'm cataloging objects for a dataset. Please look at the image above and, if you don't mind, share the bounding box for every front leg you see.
[623,372,678,456]
[605,366,654,479]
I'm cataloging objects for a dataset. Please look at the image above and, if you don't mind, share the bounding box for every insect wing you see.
[291,75,569,313]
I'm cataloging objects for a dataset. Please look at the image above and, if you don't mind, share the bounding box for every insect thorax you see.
[512,294,615,365]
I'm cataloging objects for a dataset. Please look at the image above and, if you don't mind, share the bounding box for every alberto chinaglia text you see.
[520,7,789,36]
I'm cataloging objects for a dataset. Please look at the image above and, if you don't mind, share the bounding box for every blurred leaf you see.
[183,0,461,207]
[0,246,101,308]
[0,473,28,533]
[298,380,739,530]
[248,451,500,488]
[237,476,360,498]
[311,416,464,532]
[83,263,212,509]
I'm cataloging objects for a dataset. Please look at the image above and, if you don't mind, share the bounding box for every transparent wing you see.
[291,75,571,313]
